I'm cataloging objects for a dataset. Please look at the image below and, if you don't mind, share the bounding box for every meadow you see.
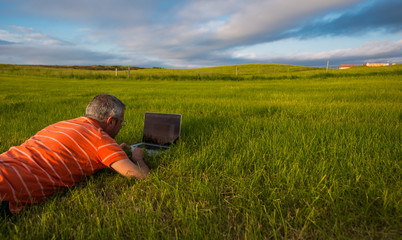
[0,64,401,239]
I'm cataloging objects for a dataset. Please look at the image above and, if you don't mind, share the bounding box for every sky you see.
[0,0,401,69]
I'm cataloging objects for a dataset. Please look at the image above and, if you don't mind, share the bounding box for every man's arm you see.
[110,147,150,179]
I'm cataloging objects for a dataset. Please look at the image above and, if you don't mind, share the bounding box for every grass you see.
[0,64,401,239]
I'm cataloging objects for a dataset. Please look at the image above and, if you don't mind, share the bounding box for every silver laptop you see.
[130,112,182,155]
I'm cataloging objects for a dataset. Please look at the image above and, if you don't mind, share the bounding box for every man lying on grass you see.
[0,94,150,217]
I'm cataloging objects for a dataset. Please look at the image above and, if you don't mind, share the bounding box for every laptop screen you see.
[142,112,181,146]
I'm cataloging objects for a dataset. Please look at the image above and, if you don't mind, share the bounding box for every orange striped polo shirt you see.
[0,117,129,213]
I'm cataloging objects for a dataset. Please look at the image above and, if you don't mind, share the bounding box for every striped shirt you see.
[0,117,129,213]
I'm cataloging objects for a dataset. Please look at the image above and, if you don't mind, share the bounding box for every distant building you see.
[366,62,389,67]
[339,64,356,69]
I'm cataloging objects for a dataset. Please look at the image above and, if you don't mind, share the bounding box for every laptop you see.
[130,112,182,155]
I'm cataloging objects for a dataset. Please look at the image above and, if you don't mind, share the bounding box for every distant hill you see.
[23,64,146,71]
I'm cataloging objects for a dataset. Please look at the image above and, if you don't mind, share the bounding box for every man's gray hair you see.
[85,94,125,122]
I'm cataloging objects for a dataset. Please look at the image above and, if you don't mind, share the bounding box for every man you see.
[0,94,149,216]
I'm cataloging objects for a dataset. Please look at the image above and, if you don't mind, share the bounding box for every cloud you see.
[0,29,20,43]
[291,0,402,38]
[232,40,402,67]
[0,0,400,68]
[1,26,70,46]
[0,26,127,65]
[213,0,359,43]
[3,0,363,45]
[0,40,14,45]
[5,0,170,26]
[0,44,128,65]
[110,0,366,67]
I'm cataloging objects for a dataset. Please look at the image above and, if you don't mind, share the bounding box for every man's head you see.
[86,94,126,138]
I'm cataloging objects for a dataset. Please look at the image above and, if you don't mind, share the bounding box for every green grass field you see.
[0,64,401,239]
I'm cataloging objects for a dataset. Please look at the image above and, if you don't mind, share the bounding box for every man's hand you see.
[131,146,144,164]
[110,144,150,179]
[120,142,128,149]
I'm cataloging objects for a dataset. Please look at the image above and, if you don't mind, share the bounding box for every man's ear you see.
[105,116,116,127]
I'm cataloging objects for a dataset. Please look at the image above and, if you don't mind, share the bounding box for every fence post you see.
[115,68,118,77]
[128,66,130,78]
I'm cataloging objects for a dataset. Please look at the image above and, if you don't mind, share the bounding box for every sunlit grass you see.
[0,64,401,239]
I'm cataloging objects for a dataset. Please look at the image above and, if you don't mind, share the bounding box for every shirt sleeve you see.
[97,135,129,167]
